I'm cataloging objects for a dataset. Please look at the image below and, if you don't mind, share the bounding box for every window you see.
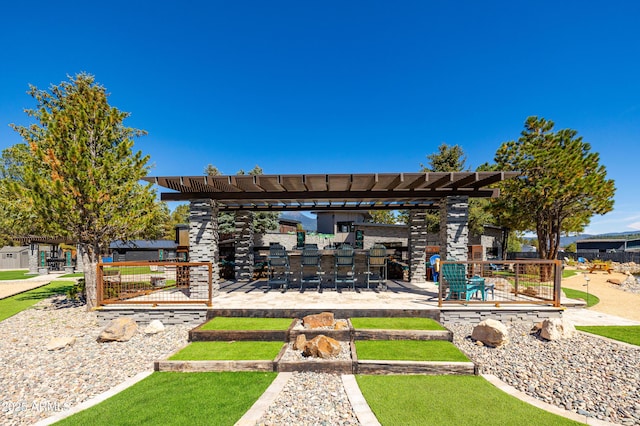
[6,253,13,258]
[336,221,354,233]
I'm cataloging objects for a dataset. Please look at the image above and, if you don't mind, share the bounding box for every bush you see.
[67,278,86,302]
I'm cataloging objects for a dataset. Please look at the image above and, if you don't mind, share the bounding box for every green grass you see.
[56,372,276,426]
[350,317,446,330]
[0,270,32,280]
[200,317,293,330]
[0,280,73,321]
[562,269,579,279]
[562,287,600,307]
[576,326,640,346]
[60,272,85,278]
[169,341,284,360]
[355,340,469,362]
[356,375,583,426]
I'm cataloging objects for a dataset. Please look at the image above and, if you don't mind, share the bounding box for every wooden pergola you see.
[144,171,518,211]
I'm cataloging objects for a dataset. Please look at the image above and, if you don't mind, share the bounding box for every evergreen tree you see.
[10,74,166,309]
[493,116,615,260]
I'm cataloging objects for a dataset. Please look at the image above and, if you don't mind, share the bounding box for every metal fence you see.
[438,260,562,307]
[97,261,213,306]
[508,251,640,263]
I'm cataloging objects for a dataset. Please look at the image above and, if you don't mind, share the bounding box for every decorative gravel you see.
[0,296,194,425]
[257,372,360,426]
[449,322,640,425]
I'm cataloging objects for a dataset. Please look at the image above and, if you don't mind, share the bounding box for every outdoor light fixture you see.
[583,273,591,305]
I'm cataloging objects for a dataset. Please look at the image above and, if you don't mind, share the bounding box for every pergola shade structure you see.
[144,171,518,290]
[145,172,517,212]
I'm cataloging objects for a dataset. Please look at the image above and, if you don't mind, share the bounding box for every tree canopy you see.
[492,116,615,260]
[9,73,166,308]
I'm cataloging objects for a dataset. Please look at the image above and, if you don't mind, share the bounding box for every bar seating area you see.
[263,243,389,291]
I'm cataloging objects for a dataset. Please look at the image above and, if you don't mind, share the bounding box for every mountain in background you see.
[279,212,317,232]
[527,231,640,248]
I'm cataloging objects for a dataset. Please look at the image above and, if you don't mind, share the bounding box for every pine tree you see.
[492,116,615,260]
[10,73,166,308]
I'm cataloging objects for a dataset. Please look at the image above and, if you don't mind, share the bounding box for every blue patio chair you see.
[441,263,486,301]
[367,244,387,290]
[267,244,290,290]
[334,244,355,290]
[300,247,322,291]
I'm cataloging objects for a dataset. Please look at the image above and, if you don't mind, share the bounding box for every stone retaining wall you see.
[440,307,562,326]
[96,307,208,325]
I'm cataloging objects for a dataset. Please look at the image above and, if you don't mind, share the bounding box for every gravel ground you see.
[0,296,194,426]
[256,372,360,426]
[449,322,640,425]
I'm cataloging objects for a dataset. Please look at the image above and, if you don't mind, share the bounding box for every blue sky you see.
[1,1,638,235]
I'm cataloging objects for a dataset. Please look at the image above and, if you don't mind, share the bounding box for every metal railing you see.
[97,261,213,306]
[438,260,562,307]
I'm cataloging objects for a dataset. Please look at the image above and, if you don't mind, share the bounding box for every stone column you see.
[28,243,39,275]
[234,211,254,281]
[408,210,428,284]
[75,244,85,272]
[189,199,220,299]
[439,196,469,261]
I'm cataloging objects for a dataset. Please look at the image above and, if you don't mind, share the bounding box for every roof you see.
[0,246,29,253]
[144,171,518,212]
[576,238,633,244]
[110,240,177,250]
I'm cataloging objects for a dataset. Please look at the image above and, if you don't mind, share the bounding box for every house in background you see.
[110,240,178,262]
[0,246,29,269]
[576,238,640,254]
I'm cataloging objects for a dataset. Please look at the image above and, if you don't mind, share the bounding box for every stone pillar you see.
[75,244,85,272]
[439,196,469,261]
[408,210,428,284]
[28,243,39,275]
[189,199,220,299]
[234,211,254,281]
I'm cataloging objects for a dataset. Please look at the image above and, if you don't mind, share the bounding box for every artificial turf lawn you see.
[562,287,600,307]
[350,317,445,330]
[576,325,640,346]
[355,340,469,362]
[0,270,32,280]
[0,280,74,321]
[56,372,276,426]
[169,341,284,360]
[200,317,293,330]
[356,375,583,426]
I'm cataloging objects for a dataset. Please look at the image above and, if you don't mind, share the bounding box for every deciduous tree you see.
[10,73,166,309]
[492,116,615,260]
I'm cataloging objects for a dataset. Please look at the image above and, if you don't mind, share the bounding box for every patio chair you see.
[300,247,322,291]
[441,263,486,301]
[267,244,290,290]
[367,244,387,290]
[334,244,355,290]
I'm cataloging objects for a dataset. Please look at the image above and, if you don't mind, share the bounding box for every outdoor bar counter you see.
[262,248,394,289]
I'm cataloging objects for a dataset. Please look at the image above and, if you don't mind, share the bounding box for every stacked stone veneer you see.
[96,307,207,325]
[408,210,428,284]
[234,211,254,281]
[28,244,39,275]
[439,308,562,326]
[439,196,469,261]
[189,199,220,298]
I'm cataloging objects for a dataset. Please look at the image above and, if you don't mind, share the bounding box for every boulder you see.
[538,318,576,341]
[302,312,335,329]
[471,319,509,347]
[294,334,307,351]
[144,320,165,335]
[607,278,622,285]
[334,320,348,330]
[302,335,341,359]
[46,336,76,351]
[97,318,138,342]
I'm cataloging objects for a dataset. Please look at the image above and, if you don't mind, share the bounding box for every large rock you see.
[46,336,76,351]
[471,319,509,347]
[144,320,165,335]
[97,318,138,342]
[294,334,307,351]
[334,319,348,330]
[302,335,341,359]
[539,318,576,341]
[302,312,335,329]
